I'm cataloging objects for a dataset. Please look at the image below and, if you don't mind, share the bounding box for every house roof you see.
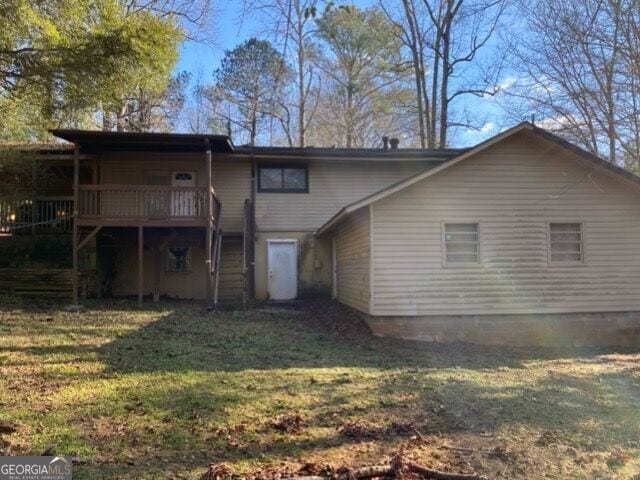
[315,122,640,237]
[234,145,466,161]
[49,130,234,153]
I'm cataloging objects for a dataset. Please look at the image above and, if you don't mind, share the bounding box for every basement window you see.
[549,223,583,263]
[167,246,192,272]
[258,164,308,193]
[444,223,480,264]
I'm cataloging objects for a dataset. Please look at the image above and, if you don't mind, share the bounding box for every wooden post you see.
[72,142,80,305]
[213,228,222,307]
[31,159,37,235]
[205,140,213,308]
[138,226,144,308]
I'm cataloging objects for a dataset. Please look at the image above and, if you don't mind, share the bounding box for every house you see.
[3,122,640,345]
[316,123,640,346]
[44,129,461,307]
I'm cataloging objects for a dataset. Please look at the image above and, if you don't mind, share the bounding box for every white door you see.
[267,240,297,300]
[171,171,196,216]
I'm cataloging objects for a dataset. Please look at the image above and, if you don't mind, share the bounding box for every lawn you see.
[1,298,640,479]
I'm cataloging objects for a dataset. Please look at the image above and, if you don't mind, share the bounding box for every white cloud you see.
[497,75,518,92]
[479,121,496,133]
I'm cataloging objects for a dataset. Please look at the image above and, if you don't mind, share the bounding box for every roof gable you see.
[316,122,640,236]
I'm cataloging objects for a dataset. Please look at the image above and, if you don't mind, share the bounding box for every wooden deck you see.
[77,185,215,227]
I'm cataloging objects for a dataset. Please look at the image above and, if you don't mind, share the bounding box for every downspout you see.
[250,151,257,299]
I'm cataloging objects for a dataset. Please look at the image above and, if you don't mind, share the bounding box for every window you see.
[444,223,480,264]
[146,172,170,186]
[258,164,308,193]
[167,246,191,272]
[549,223,583,263]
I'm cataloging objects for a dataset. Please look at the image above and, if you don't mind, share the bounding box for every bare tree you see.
[382,0,508,148]
[253,0,322,146]
[503,0,640,166]
[124,0,216,41]
[184,70,208,133]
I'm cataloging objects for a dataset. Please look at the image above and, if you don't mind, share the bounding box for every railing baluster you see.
[73,186,210,223]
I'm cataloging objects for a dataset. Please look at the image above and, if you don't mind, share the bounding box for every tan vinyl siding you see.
[335,208,370,313]
[255,161,429,231]
[371,131,640,315]
[97,153,251,232]
[98,152,206,185]
[212,160,251,233]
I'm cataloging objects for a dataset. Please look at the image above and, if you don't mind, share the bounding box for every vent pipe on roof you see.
[389,137,400,150]
[382,136,389,151]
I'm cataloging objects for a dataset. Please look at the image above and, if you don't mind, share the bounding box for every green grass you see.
[1,298,640,479]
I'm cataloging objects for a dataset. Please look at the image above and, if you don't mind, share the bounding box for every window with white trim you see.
[444,223,479,264]
[549,223,583,263]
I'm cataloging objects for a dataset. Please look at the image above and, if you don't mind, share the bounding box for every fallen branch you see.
[407,461,488,480]
[205,455,489,480]
[439,445,493,455]
[290,465,393,480]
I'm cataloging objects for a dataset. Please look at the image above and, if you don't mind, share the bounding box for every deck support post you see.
[205,140,213,309]
[72,141,80,305]
[138,226,144,308]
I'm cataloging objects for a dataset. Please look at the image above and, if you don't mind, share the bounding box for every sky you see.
[174,0,513,148]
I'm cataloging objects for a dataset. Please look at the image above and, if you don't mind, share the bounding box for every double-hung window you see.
[549,223,583,263]
[443,223,480,264]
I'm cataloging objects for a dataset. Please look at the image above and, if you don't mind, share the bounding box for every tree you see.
[254,0,321,146]
[103,72,190,132]
[503,0,640,165]
[382,0,509,147]
[212,38,289,145]
[0,0,182,139]
[313,5,410,148]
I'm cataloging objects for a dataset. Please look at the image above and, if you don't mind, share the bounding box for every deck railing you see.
[0,197,73,234]
[78,185,210,222]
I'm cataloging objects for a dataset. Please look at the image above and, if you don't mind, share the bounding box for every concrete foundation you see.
[366,312,640,347]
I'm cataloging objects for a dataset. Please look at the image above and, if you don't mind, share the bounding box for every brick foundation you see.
[366,312,640,347]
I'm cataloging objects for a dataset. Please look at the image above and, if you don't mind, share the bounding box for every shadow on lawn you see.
[95,299,633,374]
[9,298,640,476]
[90,300,640,461]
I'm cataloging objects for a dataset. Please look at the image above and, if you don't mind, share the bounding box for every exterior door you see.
[267,240,297,300]
[171,171,196,217]
[146,172,170,217]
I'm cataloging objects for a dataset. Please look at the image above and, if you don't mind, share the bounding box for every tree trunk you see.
[439,17,451,148]
[402,0,426,148]
[430,25,442,148]
[297,5,306,148]
[346,82,354,148]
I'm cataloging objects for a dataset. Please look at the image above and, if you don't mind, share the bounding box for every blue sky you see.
[175,0,512,147]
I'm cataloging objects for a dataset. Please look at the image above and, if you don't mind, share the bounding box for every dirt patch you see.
[338,421,420,441]
[269,414,305,434]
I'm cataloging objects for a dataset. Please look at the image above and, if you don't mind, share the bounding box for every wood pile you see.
[0,268,96,299]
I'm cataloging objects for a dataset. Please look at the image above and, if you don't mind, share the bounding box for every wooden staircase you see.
[211,198,254,306]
